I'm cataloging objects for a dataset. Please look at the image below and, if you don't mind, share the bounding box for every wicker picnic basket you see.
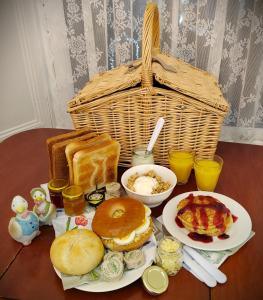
[67,3,229,167]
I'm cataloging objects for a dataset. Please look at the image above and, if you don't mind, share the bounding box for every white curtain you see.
[40,0,263,144]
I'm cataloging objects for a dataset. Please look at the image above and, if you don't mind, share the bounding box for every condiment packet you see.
[156,215,255,268]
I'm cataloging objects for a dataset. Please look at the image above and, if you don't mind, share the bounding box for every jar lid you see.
[62,185,83,200]
[48,179,68,192]
[142,266,169,295]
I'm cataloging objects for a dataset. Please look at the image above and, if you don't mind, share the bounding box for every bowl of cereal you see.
[121,164,177,207]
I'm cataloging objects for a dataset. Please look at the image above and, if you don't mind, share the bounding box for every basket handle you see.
[141,3,160,88]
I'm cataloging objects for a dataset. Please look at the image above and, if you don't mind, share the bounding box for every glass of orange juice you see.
[168,150,194,184]
[194,155,223,191]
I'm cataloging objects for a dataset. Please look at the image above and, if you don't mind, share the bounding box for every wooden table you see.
[0,128,262,300]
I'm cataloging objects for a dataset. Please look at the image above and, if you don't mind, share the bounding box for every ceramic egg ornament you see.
[8,196,40,246]
[31,187,56,226]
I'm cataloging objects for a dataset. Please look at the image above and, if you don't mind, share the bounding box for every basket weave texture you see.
[67,3,229,167]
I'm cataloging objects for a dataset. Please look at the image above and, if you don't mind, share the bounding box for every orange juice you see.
[194,156,223,191]
[168,150,194,184]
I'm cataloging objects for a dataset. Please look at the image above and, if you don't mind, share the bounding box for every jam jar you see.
[131,145,154,166]
[62,185,86,216]
[48,179,68,208]
[155,236,183,276]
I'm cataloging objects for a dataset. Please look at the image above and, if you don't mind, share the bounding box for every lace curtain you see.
[42,0,263,144]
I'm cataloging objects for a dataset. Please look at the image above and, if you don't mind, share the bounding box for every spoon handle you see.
[146,117,165,153]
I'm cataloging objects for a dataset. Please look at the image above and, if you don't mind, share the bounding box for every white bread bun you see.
[50,229,104,275]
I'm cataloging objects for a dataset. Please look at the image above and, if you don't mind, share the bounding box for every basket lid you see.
[68,61,142,110]
[152,52,228,112]
[67,54,228,113]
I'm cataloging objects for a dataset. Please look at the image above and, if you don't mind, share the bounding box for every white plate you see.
[162,191,252,251]
[54,234,156,292]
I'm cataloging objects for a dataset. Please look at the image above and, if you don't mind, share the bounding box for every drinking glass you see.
[194,155,223,191]
[168,150,194,184]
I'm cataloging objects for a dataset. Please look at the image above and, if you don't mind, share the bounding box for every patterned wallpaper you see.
[41,0,263,143]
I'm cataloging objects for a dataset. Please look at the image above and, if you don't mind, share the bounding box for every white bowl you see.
[121,164,177,207]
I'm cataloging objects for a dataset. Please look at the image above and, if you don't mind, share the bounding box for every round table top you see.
[0,128,262,300]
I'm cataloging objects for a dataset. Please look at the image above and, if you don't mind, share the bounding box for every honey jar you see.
[62,185,86,216]
[48,179,68,208]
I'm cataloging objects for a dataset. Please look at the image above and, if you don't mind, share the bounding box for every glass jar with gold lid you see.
[48,179,68,208]
[62,185,86,216]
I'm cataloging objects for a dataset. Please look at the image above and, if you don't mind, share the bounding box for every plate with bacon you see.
[162,191,252,251]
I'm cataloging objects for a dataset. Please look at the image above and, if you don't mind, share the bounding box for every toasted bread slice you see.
[46,128,91,178]
[65,133,112,184]
[73,140,120,193]
[51,132,97,180]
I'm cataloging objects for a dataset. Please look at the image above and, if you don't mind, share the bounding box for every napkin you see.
[52,208,95,237]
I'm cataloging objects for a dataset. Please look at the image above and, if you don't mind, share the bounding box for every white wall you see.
[0,0,54,141]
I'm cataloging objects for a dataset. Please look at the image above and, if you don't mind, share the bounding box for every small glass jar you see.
[105,182,121,200]
[155,236,183,276]
[131,145,154,166]
[62,185,86,216]
[48,179,68,208]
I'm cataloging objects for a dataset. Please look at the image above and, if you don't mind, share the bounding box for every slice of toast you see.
[73,140,120,193]
[65,133,112,184]
[51,132,97,180]
[46,128,91,178]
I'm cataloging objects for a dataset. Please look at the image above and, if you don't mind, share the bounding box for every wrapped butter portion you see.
[101,257,124,281]
[104,251,124,262]
[124,249,145,269]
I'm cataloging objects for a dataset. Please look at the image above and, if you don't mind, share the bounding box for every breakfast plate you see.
[162,191,252,251]
[53,234,156,292]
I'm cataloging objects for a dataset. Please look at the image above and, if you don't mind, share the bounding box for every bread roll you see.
[50,229,104,275]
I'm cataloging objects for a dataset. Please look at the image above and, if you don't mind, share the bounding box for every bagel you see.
[92,197,145,238]
[102,219,153,252]
[92,197,153,251]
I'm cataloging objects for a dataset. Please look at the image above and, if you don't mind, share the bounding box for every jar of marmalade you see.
[48,179,68,208]
[62,185,86,216]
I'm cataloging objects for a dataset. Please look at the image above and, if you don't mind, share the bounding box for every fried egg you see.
[135,217,150,235]
[144,205,151,217]
[113,230,136,245]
